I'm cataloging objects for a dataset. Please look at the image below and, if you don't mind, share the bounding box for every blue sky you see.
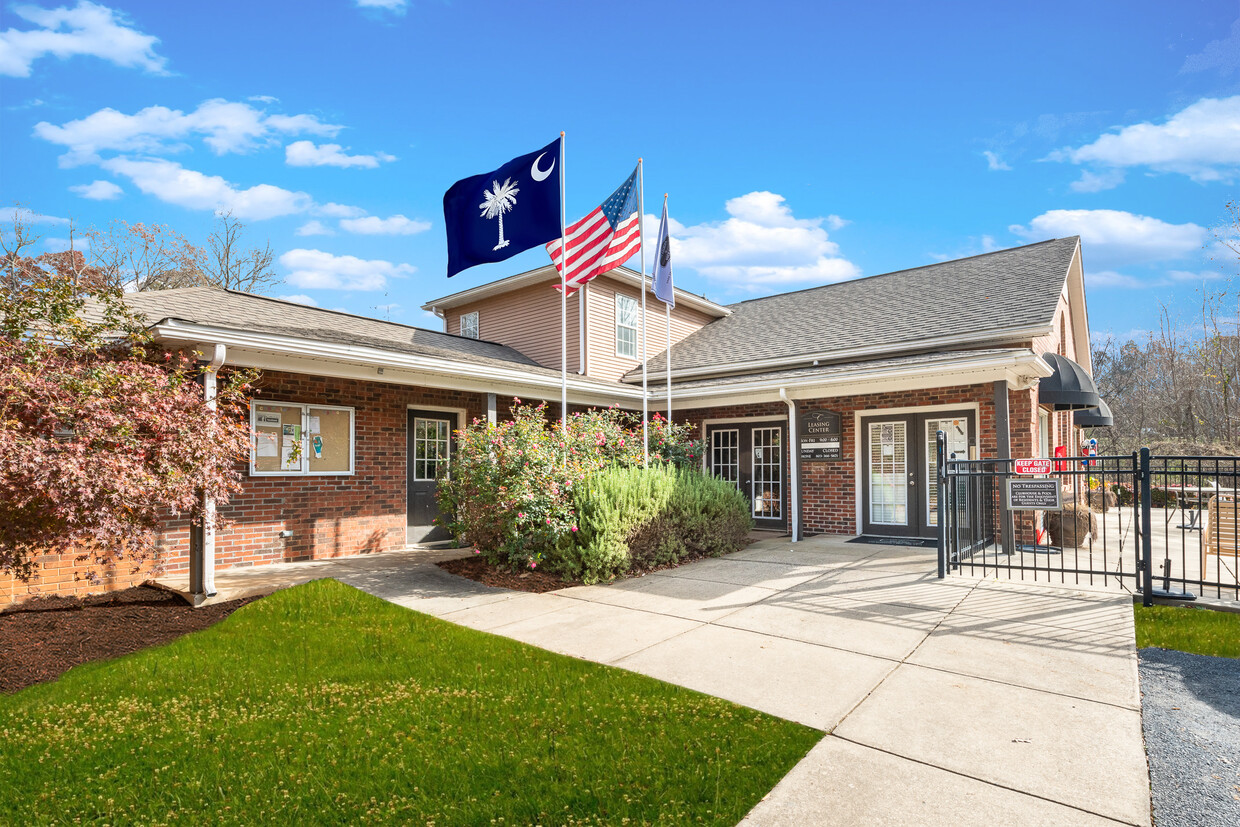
[2,0,1238,341]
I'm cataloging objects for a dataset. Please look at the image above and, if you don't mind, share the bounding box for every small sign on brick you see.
[1013,458,1053,475]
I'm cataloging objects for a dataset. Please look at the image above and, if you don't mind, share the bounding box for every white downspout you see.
[203,343,225,597]
[779,387,799,543]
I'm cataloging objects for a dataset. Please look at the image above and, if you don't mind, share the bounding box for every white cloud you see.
[101,156,313,220]
[285,140,395,169]
[69,178,122,200]
[663,191,860,289]
[295,220,334,236]
[1181,16,1240,75]
[280,248,414,291]
[1167,269,1224,283]
[1068,169,1126,193]
[825,214,850,230]
[1010,209,1206,268]
[983,150,1011,171]
[34,98,343,166]
[1050,96,1240,185]
[0,0,167,78]
[3,206,68,225]
[1087,270,1148,289]
[248,94,278,104]
[356,0,409,13]
[339,214,430,235]
[316,202,367,218]
[276,294,318,306]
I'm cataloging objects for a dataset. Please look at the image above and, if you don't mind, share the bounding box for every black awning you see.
[1039,353,1101,411]
[1074,399,1113,428]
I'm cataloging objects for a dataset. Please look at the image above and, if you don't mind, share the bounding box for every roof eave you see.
[629,322,1056,384]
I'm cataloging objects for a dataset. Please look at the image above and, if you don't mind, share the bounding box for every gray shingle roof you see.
[630,237,1079,381]
[118,287,621,388]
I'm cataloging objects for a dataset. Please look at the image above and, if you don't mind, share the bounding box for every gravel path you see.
[1139,648,1240,827]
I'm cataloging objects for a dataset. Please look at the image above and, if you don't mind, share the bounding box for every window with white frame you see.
[615,294,638,358]
[459,311,479,339]
[1039,409,1051,458]
[251,401,355,476]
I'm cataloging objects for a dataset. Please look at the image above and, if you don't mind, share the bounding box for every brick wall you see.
[2,371,487,607]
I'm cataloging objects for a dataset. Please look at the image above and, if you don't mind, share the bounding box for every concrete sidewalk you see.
[160,536,1151,826]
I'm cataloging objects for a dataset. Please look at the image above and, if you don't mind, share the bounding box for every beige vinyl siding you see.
[446,280,582,371]
[585,274,714,382]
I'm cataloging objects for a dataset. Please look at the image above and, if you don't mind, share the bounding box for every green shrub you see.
[436,401,703,572]
[559,465,753,584]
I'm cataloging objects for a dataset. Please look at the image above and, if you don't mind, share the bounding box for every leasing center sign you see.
[799,410,842,461]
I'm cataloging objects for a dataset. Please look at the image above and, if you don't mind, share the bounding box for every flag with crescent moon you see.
[652,199,674,307]
[443,138,562,278]
[546,166,641,295]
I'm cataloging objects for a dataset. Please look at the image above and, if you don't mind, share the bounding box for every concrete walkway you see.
[159,536,1151,826]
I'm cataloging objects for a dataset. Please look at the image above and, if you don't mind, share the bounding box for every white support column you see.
[202,343,226,596]
[780,387,799,543]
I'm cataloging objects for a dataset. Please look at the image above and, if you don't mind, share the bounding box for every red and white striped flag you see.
[547,166,640,295]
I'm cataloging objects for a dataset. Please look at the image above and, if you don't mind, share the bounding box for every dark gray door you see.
[706,420,788,532]
[407,409,457,543]
[860,411,975,539]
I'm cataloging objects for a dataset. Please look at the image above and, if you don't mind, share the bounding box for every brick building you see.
[2,236,1102,605]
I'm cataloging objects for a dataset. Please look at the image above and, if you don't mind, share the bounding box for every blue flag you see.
[652,199,675,307]
[443,138,561,278]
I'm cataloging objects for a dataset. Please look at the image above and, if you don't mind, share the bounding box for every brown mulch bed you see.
[437,555,580,593]
[0,585,260,694]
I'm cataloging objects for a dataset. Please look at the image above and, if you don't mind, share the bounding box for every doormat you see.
[847,536,938,549]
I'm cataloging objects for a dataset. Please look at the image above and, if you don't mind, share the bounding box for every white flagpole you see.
[664,193,672,422]
[559,131,567,433]
[638,159,648,466]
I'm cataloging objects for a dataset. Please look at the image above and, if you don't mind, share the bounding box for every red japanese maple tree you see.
[0,246,253,582]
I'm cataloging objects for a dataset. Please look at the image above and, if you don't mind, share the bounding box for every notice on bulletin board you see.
[255,430,278,458]
[281,436,300,471]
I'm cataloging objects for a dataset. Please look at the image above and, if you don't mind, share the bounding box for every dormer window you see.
[460,311,479,340]
[615,294,638,358]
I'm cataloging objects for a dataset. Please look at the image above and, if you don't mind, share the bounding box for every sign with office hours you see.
[1013,458,1054,475]
[799,410,842,461]
[1006,479,1062,510]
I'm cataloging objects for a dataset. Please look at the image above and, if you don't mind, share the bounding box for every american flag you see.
[547,167,640,295]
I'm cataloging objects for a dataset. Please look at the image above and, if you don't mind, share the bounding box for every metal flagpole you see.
[664,194,672,422]
[638,159,648,465]
[559,131,567,433]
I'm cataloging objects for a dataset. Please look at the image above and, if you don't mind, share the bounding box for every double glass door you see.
[706,421,787,531]
[861,411,974,538]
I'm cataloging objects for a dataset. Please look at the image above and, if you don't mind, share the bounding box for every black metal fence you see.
[936,432,1240,606]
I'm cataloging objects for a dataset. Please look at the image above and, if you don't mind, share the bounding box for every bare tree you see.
[88,220,207,292]
[203,210,277,293]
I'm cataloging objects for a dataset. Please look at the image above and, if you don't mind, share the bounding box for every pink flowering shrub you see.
[436,401,704,573]
[0,261,255,582]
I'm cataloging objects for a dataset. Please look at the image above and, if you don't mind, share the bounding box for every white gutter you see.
[152,320,645,403]
[668,351,1053,403]
[202,343,225,598]
[651,323,1054,383]
[779,388,799,543]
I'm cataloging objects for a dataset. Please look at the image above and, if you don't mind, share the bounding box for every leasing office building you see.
[1,236,1096,604]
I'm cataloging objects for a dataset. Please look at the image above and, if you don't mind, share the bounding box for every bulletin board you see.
[253,403,303,473]
[307,406,352,473]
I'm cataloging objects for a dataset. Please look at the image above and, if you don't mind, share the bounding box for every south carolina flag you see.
[546,166,640,295]
[443,138,562,278]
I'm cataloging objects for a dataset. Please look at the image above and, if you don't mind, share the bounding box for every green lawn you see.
[0,579,820,825]
[1135,604,1240,658]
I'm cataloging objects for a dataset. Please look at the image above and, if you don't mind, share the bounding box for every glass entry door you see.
[705,420,787,531]
[861,410,974,538]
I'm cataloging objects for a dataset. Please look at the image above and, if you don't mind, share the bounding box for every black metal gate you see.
[936,432,1240,606]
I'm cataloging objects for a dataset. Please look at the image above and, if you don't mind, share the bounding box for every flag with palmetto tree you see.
[443,138,561,277]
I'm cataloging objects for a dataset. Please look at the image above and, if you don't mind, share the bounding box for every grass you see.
[0,579,820,825]
[1135,604,1240,658]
